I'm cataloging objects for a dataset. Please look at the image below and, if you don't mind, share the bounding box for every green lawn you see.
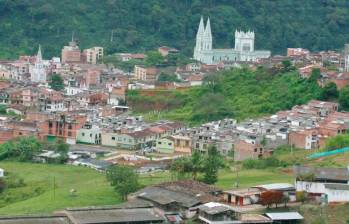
[0,162,119,215]
[216,168,293,190]
[0,161,293,216]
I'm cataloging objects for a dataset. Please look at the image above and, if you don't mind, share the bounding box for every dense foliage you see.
[170,145,224,184]
[260,191,284,208]
[106,165,139,200]
[128,67,322,124]
[325,133,349,151]
[0,136,42,161]
[0,136,69,163]
[49,74,64,91]
[0,0,348,58]
[339,86,349,110]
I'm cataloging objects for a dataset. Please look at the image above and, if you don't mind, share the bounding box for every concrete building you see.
[76,123,101,144]
[82,47,103,64]
[155,137,174,153]
[61,40,81,63]
[134,65,158,81]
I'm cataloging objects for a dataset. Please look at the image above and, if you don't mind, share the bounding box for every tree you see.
[203,73,222,93]
[157,72,180,82]
[296,191,307,204]
[325,134,349,151]
[260,191,283,208]
[170,157,192,180]
[339,86,349,110]
[2,136,42,161]
[145,51,164,67]
[49,74,64,91]
[191,150,203,180]
[282,193,290,208]
[55,139,69,163]
[192,93,234,122]
[320,82,338,100]
[309,68,321,82]
[281,60,294,72]
[202,145,224,184]
[106,165,139,200]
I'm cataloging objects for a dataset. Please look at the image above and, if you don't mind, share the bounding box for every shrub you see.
[242,157,286,169]
[296,191,308,203]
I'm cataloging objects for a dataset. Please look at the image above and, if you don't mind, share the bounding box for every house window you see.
[82,132,85,136]
[19,132,22,135]
[90,133,92,137]
[254,148,257,152]
[68,124,72,129]
[168,143,172,146]
[49,121,53,128]
[68,131,72,137]
[112,137,116,140]
[158,142,162,144]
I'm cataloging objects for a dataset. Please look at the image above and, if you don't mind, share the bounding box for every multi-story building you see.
[61,40,81,63]
[134,65,158,81]
[82,47,103,64]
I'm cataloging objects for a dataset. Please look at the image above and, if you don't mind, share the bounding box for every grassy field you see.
[0,162,119,215]
[0,161,293,215]
[216,168,293,190]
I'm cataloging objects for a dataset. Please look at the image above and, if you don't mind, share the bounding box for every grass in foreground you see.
[0,162,119,215]
[0,161,293,215]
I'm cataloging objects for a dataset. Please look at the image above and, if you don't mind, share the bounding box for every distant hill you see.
[0,0,348,58]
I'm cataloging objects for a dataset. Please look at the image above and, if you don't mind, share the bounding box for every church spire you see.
[204,17,212,38]
[36,45,42,62]
[196,16,205,37]
[203,17,212,50]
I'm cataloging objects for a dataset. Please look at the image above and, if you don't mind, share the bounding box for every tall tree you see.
[144,51,164,67]
[191,150,203,180]
[55,139,69,163]
[203,145,224,184]
[106,165,139,200]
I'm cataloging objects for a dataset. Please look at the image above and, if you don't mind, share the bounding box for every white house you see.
[294,166,349,203]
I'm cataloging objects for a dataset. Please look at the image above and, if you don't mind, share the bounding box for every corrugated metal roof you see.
[254,183,295,191]
[324,183,349,190]
[265,212,304,220]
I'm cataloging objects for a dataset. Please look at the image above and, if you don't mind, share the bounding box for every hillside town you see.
[0,15,348,224]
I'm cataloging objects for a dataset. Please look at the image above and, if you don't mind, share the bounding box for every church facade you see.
[193,17,271,65]
[30,45,47,83]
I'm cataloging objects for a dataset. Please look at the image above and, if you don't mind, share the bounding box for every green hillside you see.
[127,67,322,124]
[0,0,348,58]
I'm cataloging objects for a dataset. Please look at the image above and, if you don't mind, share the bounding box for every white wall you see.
[296,181,326,194]
[325,187,349,202]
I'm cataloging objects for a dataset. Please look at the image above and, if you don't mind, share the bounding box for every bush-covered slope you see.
[127,68,322,124]
[0,0,348,58]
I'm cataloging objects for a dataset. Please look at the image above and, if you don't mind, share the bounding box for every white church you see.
[193,17,271,65]
[30,45,47,83]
